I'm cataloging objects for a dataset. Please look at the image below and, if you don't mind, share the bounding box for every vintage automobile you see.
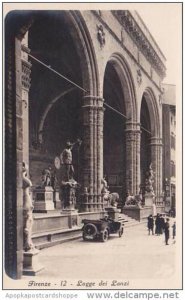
[82,217,124,242]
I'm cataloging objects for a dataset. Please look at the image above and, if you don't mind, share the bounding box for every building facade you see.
[5,10,166,278]
[162,84,176,212]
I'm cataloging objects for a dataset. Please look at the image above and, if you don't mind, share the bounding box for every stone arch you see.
[103,52,139,203]
[142,87,160,137]
[5,10,100,279]
[107,52,137,122]
[140,87,163,203]
[63,11,100,96]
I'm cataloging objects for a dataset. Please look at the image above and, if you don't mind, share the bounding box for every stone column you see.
[150,137,163,204]
[21,33,31,166]
[97,98,104,210]
[93,104,98,210]
[5,32,23,279]
[125,122,141,196]
[82,96,104,212]
[135,129,141,195]
[82,96,95,211]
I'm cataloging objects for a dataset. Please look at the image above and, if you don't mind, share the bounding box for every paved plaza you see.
[19,218,181,289]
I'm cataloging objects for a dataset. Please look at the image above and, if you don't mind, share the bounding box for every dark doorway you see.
[140,96,151,192]
[103,62,126,204]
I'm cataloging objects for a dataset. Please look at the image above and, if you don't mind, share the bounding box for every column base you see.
[61,209,79,228]
[105,207,120,221]
[23,248,44,276]
[145,192,155,206]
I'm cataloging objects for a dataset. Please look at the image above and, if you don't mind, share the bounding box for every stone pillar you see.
[125,122,141,196]
[135,129,141,195]
[97,98,104,211]
[5,31,23,279]
[21,33,31,166]
[82,96,94,211]
[150,137,163,203]
[82,96,104,212]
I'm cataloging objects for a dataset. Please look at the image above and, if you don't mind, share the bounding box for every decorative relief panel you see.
[21,60,31,91]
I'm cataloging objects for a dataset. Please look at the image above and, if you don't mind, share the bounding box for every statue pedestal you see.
[105,207,120,221]
[61,209,79,228]
[145,192,155,207]
[23,248,44,276]
[54,189,62,209]
[34,186,55,213]
[61,184,77,211]
[61,184,79,228]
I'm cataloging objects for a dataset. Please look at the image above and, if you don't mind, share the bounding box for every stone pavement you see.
[20,218,181,289]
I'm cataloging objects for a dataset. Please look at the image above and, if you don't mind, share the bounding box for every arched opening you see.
[140,88,160,197]
[103,54,137,204]
[5,10,101,279]
[28,11,95,192]
[140,96,152,190]
[103,62,126,203]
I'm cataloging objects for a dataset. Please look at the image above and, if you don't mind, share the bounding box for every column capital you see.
[83,95,104,100]
[150,137,163,146]
[83,95,104,107]
[125,121,141,131]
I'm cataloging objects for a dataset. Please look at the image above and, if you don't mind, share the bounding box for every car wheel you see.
[101,229,109,242]
[82,232,88,241]
[83,223,97,240]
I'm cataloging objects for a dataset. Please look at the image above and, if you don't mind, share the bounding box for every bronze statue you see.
[59,139,82,209]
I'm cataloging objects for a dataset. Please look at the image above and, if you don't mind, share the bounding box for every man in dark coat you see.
[159,214,165,234]
[172,221,176,240]
[147,214,154,235]
[164,218,170,245]
[155,214,160,235]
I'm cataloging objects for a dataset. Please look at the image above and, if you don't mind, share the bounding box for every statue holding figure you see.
[59,139,82,209]
[145,163,155,194]
[22,162,34,251]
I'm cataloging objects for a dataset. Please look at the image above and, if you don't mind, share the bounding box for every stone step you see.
[118,213,146,228]
[33,226,82,250]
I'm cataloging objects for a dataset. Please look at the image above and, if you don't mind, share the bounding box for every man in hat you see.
[164,218,170,245]
[147,214,154,235]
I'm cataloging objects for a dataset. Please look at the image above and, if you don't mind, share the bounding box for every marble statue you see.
[41,167,52,187]
[145,163,155,194]
[22,162,34,251]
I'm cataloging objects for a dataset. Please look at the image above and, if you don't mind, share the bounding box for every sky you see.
[136,3,182,85]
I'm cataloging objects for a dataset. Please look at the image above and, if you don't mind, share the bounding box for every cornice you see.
[91,11,163,93]
[112,10,166,79]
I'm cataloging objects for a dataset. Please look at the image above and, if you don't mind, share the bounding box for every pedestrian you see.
[147,214,154,235]
[155,213,160,235]
[159,214,165,234]
[164,218,170,245]
[172,221,176,240]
